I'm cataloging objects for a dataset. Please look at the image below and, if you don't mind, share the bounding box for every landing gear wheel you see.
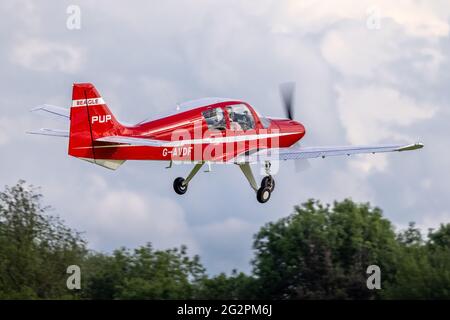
[261,176,275,192]
[173,177,188,195]
[257,186,271,203]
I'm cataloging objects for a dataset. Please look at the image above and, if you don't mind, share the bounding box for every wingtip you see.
[397,143,424,152]
[29,105,43,112]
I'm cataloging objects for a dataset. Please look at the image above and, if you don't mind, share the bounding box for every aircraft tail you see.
[68,83,125,170]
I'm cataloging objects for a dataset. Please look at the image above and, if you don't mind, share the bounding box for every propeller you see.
[279,85,312,173]
[279,82,296,120]
[289,142,311,173]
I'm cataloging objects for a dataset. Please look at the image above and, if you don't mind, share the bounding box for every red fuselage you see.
[69,97,305,163]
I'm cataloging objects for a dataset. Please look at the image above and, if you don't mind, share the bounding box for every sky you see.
[0,0,449,275]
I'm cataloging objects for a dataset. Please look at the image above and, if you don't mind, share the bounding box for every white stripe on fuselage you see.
[73,131,299,149]
[161,131,297,147]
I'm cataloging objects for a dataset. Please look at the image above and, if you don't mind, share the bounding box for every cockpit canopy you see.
[138,97,272,129]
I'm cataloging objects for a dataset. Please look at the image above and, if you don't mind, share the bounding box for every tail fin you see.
[68,83,125,169]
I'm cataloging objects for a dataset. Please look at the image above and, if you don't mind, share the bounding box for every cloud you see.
[10,38,85,73]
[321,25,401,79]
[411,47,446,83]
[335,85,436,173]
[336,85,436,145]
[418,211,450,233]
[321,20,447,83]
[0,118,12,145]
[194,217,256,274]
[70,175,199,253]
[381,0,450,38]
[274,0,450,38]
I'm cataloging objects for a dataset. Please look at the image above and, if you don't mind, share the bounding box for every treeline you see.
[0,181,449,299]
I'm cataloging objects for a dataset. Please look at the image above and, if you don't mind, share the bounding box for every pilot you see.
[242,110,252,129]
[226,106,243,131]
[215,109,224,123]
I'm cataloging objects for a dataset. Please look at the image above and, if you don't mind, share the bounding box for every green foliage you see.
[195,270,257,299]
[0,181,86,299]
[82,244,205,299]
[382,223,450,299]
[251,199,400,299]
[397,222,424,246]
[428,224,450,248]
[0,181,449,300]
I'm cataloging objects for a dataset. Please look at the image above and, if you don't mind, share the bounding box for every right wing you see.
[235,143,424,163]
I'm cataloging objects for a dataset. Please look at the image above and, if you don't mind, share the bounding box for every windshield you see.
[259,116,271,128]
[253,107,271,128]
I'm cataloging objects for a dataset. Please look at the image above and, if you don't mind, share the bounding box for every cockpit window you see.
[259,116,271,129]
[225,104,255,131]
[202,107,226,131]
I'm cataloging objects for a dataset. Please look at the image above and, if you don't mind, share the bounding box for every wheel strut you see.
[173,162,204,195]
[238,163,259,192]
[238,163,275,204]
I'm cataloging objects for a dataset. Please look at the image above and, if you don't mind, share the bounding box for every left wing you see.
[235,143,424,163]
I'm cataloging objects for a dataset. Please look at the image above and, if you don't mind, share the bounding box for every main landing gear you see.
[257,175,275,203]
[172,161,275,204]
[239,161,275,204]
[173,162,204,195]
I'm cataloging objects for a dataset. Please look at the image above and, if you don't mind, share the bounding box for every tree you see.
[251,199,400,299]
[82,244,206,299]
[0,181,86,299]
[382,223,450,299]
[1,181,449,300]
[195,270,257,299]
[428,223,450,248]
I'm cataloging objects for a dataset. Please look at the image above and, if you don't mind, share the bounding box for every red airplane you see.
[29,82,423,203]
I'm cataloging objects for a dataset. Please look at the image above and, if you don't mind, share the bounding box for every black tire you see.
[261,176,275,192]
[257,186,271,203]
[173,177,187,195]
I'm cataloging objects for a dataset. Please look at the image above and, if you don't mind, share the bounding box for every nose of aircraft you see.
[293,120,306,136]
[270,118,306,137]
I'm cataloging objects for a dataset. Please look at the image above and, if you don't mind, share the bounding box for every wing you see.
[236,143,424,163]
[30,104,70,121]
[27,128,69,137]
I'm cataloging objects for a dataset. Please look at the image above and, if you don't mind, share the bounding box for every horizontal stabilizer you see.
[27,128,69,137]
[30,104,70,121]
